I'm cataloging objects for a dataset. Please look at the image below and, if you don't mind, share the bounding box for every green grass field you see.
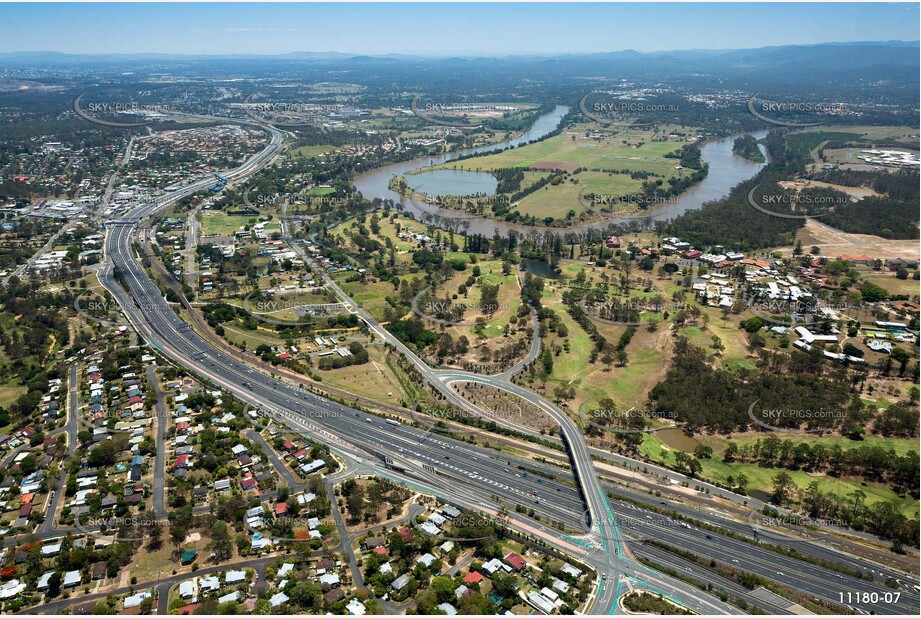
[330,214,418,255]
[417,132,697,221]
[200,211,262,237]
[678,309,757,373]
[336,274,418,322]
[0,381,27,410]
[318,347,409,402]
[291,145,337,158]
[641,432,919,518]
[706,433,920,459]
[515,171,647,220]
[439,259,521,339]
[860,271,920,297]
[431,133,691,176]
[245,290,339,321]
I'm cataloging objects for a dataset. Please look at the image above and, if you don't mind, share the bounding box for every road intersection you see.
[62,115,917,616]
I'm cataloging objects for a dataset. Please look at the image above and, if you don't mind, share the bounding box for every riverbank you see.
[353,107,768,237]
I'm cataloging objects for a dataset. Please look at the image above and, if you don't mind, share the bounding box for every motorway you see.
[90,116,918,615]
[90,120,740,615]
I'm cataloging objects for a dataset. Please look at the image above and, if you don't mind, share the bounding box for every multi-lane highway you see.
[91,119,742,615]
[93,117,918,616]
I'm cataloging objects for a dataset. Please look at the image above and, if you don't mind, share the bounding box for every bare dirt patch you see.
[778,179,881,200]
[796,219,920,260]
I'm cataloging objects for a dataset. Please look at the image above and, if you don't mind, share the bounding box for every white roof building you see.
[225,570,246,585]
[270,592,289,608]
[482,558,508,575]
[36,573,54,591]
[561,562,583,578]
[178,579,198,600]
[526,590,556,614]
[41,542,62,556]
[63,570,81,588]
[346,598,367,616]
[0,579,25,599]
[419,521,440,536]
[123,590,152,608]
[277,563,294,578]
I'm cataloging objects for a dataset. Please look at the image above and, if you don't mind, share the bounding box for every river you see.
[353,105,768,237]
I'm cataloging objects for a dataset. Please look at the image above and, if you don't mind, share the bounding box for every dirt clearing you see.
[795,219,919,260]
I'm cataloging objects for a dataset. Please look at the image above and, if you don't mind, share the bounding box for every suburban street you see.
[46,114,912,616]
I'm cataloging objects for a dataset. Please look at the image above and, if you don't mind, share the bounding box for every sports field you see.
[200,211,262,236]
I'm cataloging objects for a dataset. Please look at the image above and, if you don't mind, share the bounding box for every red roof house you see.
[504,552,526,571]
[463,571,484,585]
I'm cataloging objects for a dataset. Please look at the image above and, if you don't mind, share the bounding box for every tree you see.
[147,521,163,551]
[723,441,739,462]
[736,473,749,494]
[693,444,713,459]
[430,576,455,603]
[346,484,366,523]
[491,572,517,597]
[772,471,794,505]
[47,572,61,597]
[211,520,233,561]
[890,347,911,375]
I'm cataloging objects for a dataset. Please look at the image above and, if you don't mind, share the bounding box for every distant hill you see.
[0,41,916,88]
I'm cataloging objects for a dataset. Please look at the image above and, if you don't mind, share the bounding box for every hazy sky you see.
[1,2,918,56]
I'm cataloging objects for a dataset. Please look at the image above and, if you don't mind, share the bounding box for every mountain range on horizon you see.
[0,39,918,63]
